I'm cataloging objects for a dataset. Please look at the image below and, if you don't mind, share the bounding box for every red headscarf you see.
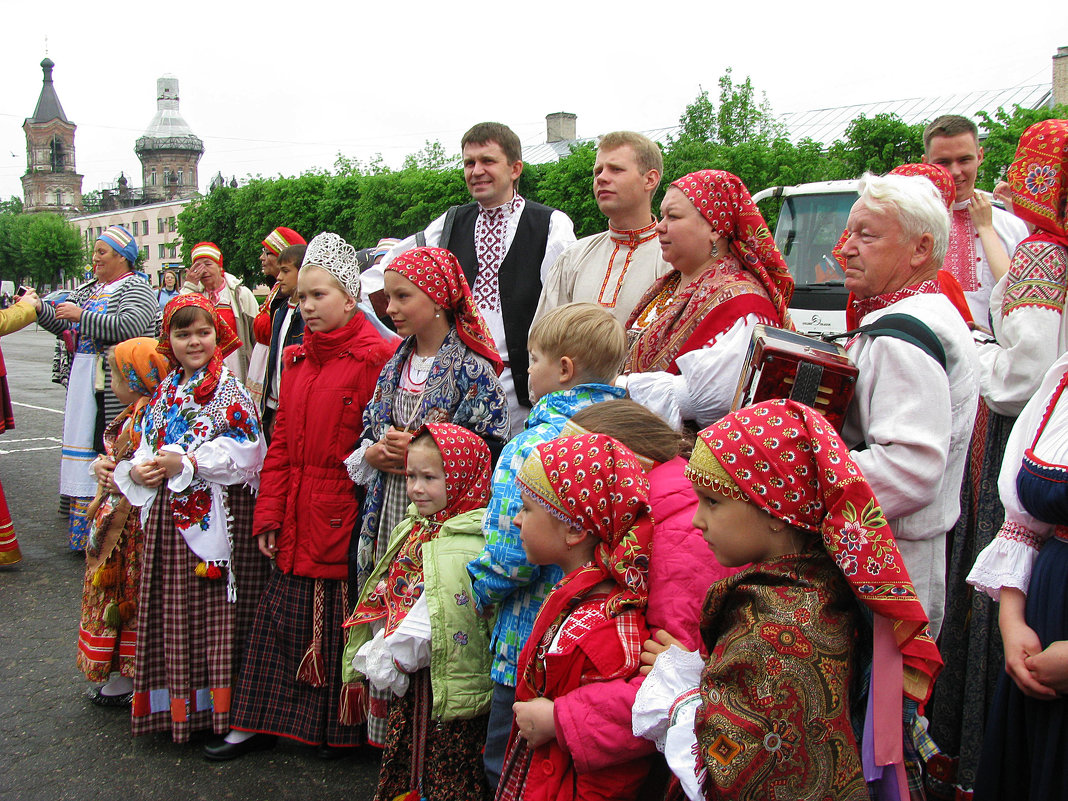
[1007,118,1068,249]
[416,422,492,525]
[687,399,942,703]
[515,434,654,696]
[671,170,795,322]
[387,246,503,374]
[157,294,241,404]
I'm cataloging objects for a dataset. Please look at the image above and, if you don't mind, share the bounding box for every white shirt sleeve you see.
[542,210,577,283]
[625,316,760,430]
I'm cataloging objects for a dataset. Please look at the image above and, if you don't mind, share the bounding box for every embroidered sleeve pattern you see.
[1002,241,1068,315]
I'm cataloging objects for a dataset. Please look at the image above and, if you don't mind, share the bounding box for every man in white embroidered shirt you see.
[532,131,669,326]
[364,122,576,435]
[923,114,1027,326]
[840,172,979,638]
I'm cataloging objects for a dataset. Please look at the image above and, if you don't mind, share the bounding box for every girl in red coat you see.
[204,233,395,760]
[497,433,653,801]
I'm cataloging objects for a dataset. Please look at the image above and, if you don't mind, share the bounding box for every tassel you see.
[338,681,368,726]
[296,579,327,687]
[195,561,225,580]
[102,602,122,628]
[205,564,222,580]
[92,566,119,588]
[194,561,208,578]
[118,601,136,621]
[391,793,423,801]
[296,641,326,687]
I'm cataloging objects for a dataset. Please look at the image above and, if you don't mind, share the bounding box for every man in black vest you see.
[364,122,576,435]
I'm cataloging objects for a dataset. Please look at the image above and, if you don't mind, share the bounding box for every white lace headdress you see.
[302,232,361,298]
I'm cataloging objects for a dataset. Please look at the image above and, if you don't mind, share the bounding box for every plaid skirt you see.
[131,485,268,742]
[230,571,363,747]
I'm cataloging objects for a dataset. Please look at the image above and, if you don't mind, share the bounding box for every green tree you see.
[825,114,924,177]
[20,214,85,287]
[976,103,1068,190]
[525,143,600,238]
[673,69,784,147]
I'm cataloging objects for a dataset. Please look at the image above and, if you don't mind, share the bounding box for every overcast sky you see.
[2,1,1066,202]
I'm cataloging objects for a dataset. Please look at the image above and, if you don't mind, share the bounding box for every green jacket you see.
[343,505,495,721]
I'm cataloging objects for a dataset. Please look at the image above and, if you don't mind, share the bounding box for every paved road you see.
[0,326,381,800]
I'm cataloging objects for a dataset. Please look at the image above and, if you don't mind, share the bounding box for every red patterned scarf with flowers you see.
[671,169,794,322]
[514,434,654,699]
[387,247,503,374]
[1007,118,1068,249]
[687,399,941,702]
[348,423,492,635]
[157,293,241,404]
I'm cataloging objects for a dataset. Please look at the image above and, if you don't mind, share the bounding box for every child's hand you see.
[640,629,689,675]
[131,459,164,488]
[257,530,279,560]
[154,450,185,479]
[1025,640,1068,696]
[93,457,117,491]
[513,698,556,748]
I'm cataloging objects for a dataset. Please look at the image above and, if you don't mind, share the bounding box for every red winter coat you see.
[253,312,395,580]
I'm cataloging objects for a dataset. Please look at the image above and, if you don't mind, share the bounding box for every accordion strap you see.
[827,313,946,372]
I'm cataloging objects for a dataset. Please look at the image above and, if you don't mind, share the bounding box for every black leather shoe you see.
[86,686,133,708]
[316,744,354,760]
[203,733,277,761]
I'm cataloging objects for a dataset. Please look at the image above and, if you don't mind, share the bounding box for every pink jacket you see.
[553,456,739,773]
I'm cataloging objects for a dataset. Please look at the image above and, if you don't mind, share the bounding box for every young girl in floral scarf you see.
[348,245,509,743]
[496,433,654,801]
[115,293,268,743]
[345,423,495,801]
[634,399,942,801]
[78,337,171,706]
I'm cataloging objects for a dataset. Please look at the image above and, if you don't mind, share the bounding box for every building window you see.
[163,169,170,186]
[158,244,165,259]
[168,217,176,233]
[141,246,149,259]
[55,190,63,206]
[158,218,164,234]
[142,220,149,236]
[177,170,183,186]
[151,168,157,186]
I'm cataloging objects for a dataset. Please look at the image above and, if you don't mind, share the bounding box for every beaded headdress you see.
[302,232,361,299]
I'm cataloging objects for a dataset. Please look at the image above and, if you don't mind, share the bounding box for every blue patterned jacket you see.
[466,382,626,686]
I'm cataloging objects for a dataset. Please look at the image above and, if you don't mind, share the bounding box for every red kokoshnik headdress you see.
[387,246,503,375]
[1007,118,1068,249]
[671,169,794,323]
[687,399,942,704]
[157,293,242,404]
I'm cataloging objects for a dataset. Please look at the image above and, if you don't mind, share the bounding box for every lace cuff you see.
[966,521,1040,600]
[632,645,704,749]
[386,594,432,674]
[353,627,409,696]
[345,441,377,487]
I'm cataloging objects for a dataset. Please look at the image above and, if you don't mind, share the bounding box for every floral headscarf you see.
[112,337,173,449]
[387,247,503,374]
[1007,118,1068,248]
[417,422,493,524]
[671,170,794,321]
[515,434,653,697]
[687,399,941,703]
[157,294,241,404]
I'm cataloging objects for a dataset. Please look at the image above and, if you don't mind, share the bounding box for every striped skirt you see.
[131,485,268,742]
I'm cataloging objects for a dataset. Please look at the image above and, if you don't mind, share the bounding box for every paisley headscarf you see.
[387,246,503,374]
[111,337,173,448]
[1006,118,1068,248]
[515,434,654,696]
[687,399,941,703]
[157,294,241,404]
[670,170,795,321]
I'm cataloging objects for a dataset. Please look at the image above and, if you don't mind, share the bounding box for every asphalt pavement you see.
[0,326,381,800]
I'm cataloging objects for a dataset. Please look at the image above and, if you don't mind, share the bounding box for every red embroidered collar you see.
[850,279,940,326]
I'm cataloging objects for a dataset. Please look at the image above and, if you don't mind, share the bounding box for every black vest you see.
[446,200,553,408]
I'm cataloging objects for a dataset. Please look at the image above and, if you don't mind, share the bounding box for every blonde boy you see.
[467,302,627,788]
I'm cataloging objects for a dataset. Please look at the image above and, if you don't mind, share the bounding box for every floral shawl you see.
[355,327,510,591]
